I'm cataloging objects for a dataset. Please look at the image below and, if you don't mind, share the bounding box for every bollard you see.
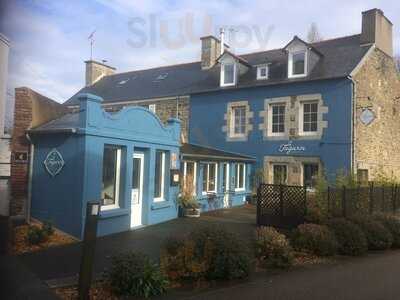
[78,201,100,300]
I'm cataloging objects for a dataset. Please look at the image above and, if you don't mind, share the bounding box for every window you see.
[357,169,369,185]
[257,65,269,80]
[101,145,122,210]
[221,63,236,86]
[230,106,246,137]
[288,51,307,78]
[154,150,166,201]
[273,164,287,184]
[222,163,230,192]
[148,104,156,113]
[302,102,318,133]
[182,161,197,195]
[303,163,319,189]
[271,104,285,134]
[202,163,217,193]
[235,163,246,191]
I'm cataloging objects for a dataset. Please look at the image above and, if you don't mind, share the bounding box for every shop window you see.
[230,105,246,137]
[303,163,319,189]
[222,163,230,192]
[202,163,218,193]
[235,163,246,191]
[273,164,287,184]
[154,150,166,201]
[101,145,122,210]
[182,161,197,195]
[357,169,369,185]
[300,102,318,134]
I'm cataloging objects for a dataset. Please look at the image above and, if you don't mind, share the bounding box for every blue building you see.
[28,94,253,238]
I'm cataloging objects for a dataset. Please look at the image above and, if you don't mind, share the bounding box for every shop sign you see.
[44,149,65,177]
[14,151,28,163]
[278,141,306,155]
[360,108,376,125]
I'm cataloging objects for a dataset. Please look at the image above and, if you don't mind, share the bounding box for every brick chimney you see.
[85,60,116,86]
[360,8,393,57]
[200,36,222,70]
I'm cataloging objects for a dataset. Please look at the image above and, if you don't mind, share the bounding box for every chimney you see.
[200,35,222,70]
[0,33,10,136]
[85,60,116,86]
[360,8,393,57]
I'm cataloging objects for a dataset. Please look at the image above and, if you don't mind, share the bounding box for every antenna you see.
[88,30,96,60]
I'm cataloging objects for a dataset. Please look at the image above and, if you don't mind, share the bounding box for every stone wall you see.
[10,88,66,216]
[354,48,400,181]
[102,96,190,142]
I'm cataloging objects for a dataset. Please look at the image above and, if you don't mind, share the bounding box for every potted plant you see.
[178,174,200,218]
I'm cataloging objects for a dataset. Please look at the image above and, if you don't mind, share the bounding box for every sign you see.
[170,169,180,186]
[14,151,28,163]
[360,108,376,125]
[44,149,65,177]
[278,141,306,155]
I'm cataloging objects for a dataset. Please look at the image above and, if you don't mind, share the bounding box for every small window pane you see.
[271,104,285,133]
[293,52,305,75]
[232,106,246,135]
[224,64,235,84]
[273,165,287,184]
[101,145,121,206]
[303,102,318,133]
[154,151,164,199]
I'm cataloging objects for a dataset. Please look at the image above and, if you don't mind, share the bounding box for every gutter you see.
[181,153,256,162]
[25,134,34,224]
[347,75,357,174]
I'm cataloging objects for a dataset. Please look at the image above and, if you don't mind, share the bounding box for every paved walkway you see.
[18,205,257,281]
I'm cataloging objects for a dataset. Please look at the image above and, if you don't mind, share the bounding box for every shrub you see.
[42,220,54,236]
[327,218,368,256]
[26,226,47,245]
[373,214,400,248]
[291,223,338,256]
[105,252,168,298]
[161,226,251,282]
[350,215,393,250]
[255,227,293,269]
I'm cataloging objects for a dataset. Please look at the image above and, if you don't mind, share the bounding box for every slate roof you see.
[65,34,371,106]
[181,143,256,162]
[28,113,79,133]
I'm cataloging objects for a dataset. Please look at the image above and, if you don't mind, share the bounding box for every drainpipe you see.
[25,133,34,224]
[347,75,357,175]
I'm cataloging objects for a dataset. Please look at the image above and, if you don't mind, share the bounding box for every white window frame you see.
[267,103,286,137]
[235,163,246,191]
[272,163,288,185]
[299,101,319,136]
[257,65,269,80]
[288,50,308,78]
[220,62,237,87]
[101,147,122,211]
[202,162,218,195]
[154,151,166,202]
[148,104,156,113]
[230,105,247,138]
[183,161,197,196]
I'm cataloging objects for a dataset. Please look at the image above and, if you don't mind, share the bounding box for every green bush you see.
[42,220,54,236]
[26,226,47,245]
[161,226,251,282]
[106,252,168,298]
[327,218,368,256]
[373,214,400,248]
[255,227,293,269]
[291,223,338,256]
[350,216,393,250]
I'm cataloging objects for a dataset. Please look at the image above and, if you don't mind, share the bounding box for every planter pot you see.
[183,208,201,218]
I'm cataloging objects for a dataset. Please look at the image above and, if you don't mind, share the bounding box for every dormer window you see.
[257,65,269,80]
[221,62,236,87]
[288,50,307,78]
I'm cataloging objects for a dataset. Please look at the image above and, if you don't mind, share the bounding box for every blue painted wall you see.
[31,94,181,239]
[189,78,353,181]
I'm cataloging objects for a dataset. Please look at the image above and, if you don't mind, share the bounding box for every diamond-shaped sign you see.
[360,108,376,125]
[44,149,65,177]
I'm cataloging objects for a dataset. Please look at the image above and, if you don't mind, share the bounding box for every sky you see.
[1,0,399,128]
